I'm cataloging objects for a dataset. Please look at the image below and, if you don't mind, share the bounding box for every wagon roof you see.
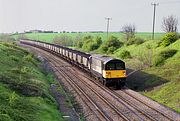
[54,44,91,58]
[22,39,91,58]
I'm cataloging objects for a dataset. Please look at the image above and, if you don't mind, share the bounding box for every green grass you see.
[12,32,165,42]
[0,42,64,121]
[142,40,180,113]
[143,80,180,113]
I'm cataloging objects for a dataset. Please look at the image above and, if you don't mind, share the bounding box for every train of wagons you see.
[20,39,126,88]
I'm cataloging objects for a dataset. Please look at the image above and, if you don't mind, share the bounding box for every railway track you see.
[70,67,176,121]
[35,48,147,120]
[62,67,131,120]
[121,89,180,121]
[21,44,180,121]
[43,51,175,121]
[41,51,130,120]
[116,89,175,121]
[27,45,115,120]
[73,67,178,121]
[58,67,113,121]
[26,45,139,120]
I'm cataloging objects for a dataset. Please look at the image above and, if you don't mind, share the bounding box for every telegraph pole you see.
[151,3,159,40]
[105,17,112,40]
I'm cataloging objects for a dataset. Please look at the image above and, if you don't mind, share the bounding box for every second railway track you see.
[21,43,180,121]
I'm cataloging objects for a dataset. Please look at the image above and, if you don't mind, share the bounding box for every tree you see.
[122,24,136,41]
[81,36,102,52]
[95,36,102,46]
[160,32,178,47]
[162,15,178,33]
[101,36,123,53]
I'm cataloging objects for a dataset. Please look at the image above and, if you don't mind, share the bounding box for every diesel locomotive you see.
[20,39,126,88]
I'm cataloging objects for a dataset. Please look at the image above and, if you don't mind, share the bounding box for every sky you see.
[0,0,180,33]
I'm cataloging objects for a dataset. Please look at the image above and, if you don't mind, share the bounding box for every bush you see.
[76,40,83,48]
[23,54,33,62]
[154,49,178,66]
[107,47,117,54]
[127,37,144,46]
[118,50,131,59]
[100,36,123,53]
[81,36,102,52]
[160,32,178,47]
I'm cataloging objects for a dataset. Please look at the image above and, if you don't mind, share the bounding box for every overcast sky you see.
[0,0,180,33]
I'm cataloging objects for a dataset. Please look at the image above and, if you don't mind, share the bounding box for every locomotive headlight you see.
[122,71,126,76]
[106,72,111,75]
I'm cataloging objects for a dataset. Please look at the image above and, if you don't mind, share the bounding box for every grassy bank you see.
[0,42,64,121]
[114,39,180,113]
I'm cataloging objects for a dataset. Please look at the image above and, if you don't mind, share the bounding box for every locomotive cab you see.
[102,59,126,87]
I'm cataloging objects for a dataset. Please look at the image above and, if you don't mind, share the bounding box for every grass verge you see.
[0,42,64,121]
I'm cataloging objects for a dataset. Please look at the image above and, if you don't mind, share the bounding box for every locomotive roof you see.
[92,54,124,64]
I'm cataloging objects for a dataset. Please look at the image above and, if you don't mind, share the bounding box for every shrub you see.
[160,49,178,59]
[160,32,178,47]
[127,37,144,46]
[23,54,33,62]
[107,47,117,54]
[100,36,123,53]
[154,49,178,66]
[95,36,102,45]
[23,54,37,66]
[76,40,83,48]
[118,50,131,59]
[81,36,102,52]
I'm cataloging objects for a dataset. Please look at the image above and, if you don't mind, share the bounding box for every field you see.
[13,32,165,42]
[0,42,64,121]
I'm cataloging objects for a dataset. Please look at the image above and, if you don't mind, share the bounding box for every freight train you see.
[20,39,126,88]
